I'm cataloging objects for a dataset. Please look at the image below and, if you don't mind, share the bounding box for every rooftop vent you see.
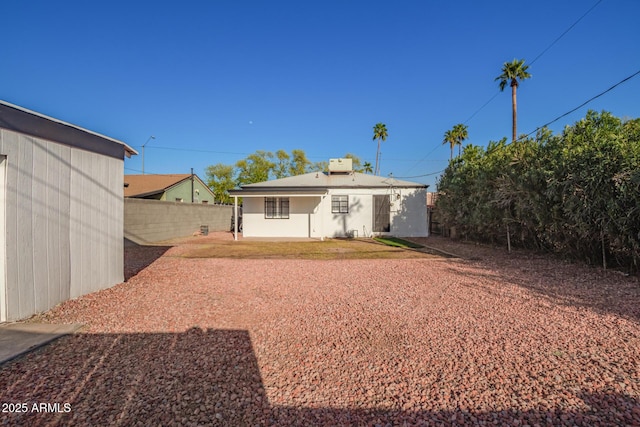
[328,158,353,173]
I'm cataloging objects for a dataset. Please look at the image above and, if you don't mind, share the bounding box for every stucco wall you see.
[0,129,124,321]
[240,188,428,239]
[391,187,428,237]
[124,198,233,244]
[242,197,320,238]
[321,190,376,238]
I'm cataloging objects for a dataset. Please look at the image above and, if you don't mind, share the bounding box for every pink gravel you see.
[1,234,639,426]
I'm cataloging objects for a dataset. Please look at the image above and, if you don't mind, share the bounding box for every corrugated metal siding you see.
[0,157,5,322]
[69,149,123,299]
[0,128,123,321]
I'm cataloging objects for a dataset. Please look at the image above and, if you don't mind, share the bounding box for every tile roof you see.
[124,174,191,197]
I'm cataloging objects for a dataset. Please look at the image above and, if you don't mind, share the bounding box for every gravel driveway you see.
[1,233,639,426]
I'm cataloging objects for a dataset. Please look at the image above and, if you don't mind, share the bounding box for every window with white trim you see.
[331,195,349,213]
[265,197,289,219]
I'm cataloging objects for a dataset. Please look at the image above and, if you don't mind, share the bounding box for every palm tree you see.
[372,123,388,175]
[453,123,468,156]
[443,123,469,160]
[362,161,373,174]
[443,129,456,161]
[495,59,531,142]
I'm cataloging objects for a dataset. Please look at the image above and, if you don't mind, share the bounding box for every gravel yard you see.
[1,233,639,426]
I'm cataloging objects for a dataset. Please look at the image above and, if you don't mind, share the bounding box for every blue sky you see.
[2,0,639,188]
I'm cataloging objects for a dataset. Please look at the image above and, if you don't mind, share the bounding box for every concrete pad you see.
[0,323,83,365]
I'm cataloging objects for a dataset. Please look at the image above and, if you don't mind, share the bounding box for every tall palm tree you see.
[443,129,456,161]
[452,123,468,157]
[372,123,388,175]
[495,59,531,142]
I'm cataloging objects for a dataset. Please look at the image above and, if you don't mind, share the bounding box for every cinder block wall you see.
[124,198,233,244]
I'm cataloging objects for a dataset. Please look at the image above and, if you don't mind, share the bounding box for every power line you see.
[402,0,604,177]
[407,70,639,184]
[462,0,602,125]
[520,68,640,140]
[528,0,603,66]
[393,170,445,179]
[400,68,640,180]
[135,146,251,156]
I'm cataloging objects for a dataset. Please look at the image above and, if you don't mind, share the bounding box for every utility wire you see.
[402,0,604,178]
[133,146,251,156]
[461,0,603,126]
[398,67,639,180]
[520,68,640,140]
[393,170,445,179]
[528,0,602,66]
[136,65,636,185]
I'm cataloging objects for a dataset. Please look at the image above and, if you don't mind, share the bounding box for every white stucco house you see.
[229,158,429,240]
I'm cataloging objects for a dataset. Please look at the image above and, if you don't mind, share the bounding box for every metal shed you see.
[0,101,136,322]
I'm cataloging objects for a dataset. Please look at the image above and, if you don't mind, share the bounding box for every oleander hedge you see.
[436,110,640,273]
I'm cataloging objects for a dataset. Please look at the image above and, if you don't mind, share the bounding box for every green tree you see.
[289,149,312,175]
[496,59,531,142]
[372,123,388,175]
[437,110,640,273]
[273,150,290,179]
[235,150,275,185]
[362,161,373,174]
[205,163,236,204]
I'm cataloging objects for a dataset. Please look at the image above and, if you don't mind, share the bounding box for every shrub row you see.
[436,110,640,273]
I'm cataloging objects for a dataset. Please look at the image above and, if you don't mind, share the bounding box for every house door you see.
[373,195,390,233]
[0,157,6,322]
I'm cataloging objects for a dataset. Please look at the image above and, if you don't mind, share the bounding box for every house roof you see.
[124,174,193,198]
[0,100,137,159]
[229,172,427,196]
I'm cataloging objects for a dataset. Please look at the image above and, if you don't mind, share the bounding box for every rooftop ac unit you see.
[329,158,353,172]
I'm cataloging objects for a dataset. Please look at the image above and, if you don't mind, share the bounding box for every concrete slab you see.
[0,323,83,365]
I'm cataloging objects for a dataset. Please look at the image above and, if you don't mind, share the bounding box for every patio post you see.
[234,196,238,241]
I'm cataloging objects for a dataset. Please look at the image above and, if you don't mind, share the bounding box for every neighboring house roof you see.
[124,174,213,198]
[229,172,427,196]
[0,100,137,159]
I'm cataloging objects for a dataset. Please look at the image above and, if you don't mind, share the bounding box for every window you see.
[331,195,349,213]
[265,197,289,219]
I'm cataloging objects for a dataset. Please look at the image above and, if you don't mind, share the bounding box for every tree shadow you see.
[390,189,429,237]
[123,239,172,281]
[0,328,637,426]
[331,197,364,238]
[434,240,640,324]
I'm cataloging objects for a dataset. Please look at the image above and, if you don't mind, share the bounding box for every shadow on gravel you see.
[446,255,640,324]
[1,328,637,426]
[419,237,640,324]
[124,240,172,281]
